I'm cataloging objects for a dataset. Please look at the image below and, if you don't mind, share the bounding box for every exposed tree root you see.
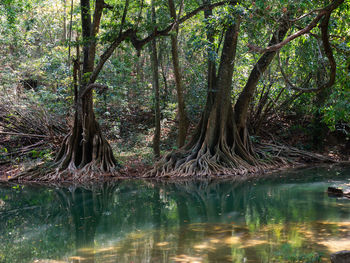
[147,140,261,178]
[146,141,336,179]
[55,129,119,173]
[6,161,122,183]
[4,131,122,183]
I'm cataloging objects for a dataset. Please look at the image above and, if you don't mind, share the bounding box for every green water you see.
[1,166,350,263]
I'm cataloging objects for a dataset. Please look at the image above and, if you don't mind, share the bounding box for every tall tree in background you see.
[150,0,161,158]
[168,0,189,148]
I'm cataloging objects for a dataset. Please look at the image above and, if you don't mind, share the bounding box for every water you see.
[1,165,350,263]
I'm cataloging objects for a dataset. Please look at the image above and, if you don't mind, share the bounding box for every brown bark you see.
[168,0,189,148]
[62,0,67,42]
[90,1,228,84]
[55,0,118,175]
[149,13,246,177]
[150,0,161,158]
[203,0,216,99]
[234,18,290,135]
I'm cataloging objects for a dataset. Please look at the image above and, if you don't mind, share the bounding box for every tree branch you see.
[89,0,228,84]
[89,29,134,83]
[80,83,108,98]
[278,13,336,93]
[103,1,113,10]
[318,12,336,92]
[248,0,344,54]
[88,0,105,71]
[289,8,322,22]
[130,0,229,51]
[277,52,313,92]
[119,0,130,37]
[234,17,290,130]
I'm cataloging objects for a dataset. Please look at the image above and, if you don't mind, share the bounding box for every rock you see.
[328,187,350,199]
[328,187,344,197]
[331,251,350,263]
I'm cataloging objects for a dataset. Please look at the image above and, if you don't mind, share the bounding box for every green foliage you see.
[272,244,323,263]
[0,0,349,163]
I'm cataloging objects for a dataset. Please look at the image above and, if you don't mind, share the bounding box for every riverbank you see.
[1,153,348,185]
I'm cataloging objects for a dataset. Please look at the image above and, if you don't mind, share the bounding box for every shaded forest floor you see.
[0,94,349,182]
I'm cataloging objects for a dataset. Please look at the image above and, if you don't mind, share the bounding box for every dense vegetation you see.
[0,0,349,181]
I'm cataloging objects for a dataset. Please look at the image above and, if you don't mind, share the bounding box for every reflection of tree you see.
[159,174,349,262]
[0,184,74,263]
[2,167,350,262]
[55,183,118,263]
[166,181,248,262]
[150,185,161,262]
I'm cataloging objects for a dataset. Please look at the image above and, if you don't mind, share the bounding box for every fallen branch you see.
[0,131,49,138]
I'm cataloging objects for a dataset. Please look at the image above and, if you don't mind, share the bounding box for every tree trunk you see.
[149,0,161,158]
[150,15,244,177]
[54,0,118,176]
[149,14,292,177]
[56,185,116,262]
[62,0,67,42]
[234,18,290,147]
[203,0,216,96]
[168,0,189,148]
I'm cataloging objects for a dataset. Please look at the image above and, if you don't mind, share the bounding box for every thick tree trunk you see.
[149,16,246,177]
[54,0,118,176]
[203,0,216,96]
[55,90,117,173]
[149,15,293,177]
[234,19,290,135]
[168,0,189,148]
[183,0,216,152]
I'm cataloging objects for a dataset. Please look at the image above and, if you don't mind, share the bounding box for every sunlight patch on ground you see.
[193,242,211,250]
[68,256,87,261]
[170,254,203,263]
[33,260,67,263]
[318,239,350,253]
[224,236,241,245]
[156,241,169,247]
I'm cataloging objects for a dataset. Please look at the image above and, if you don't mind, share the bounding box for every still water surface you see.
[1,165,350,263]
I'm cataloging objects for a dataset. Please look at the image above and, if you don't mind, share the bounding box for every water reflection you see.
[0,166,350,262]
[55,184,118,262]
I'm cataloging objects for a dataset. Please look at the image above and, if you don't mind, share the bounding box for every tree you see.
[54,0,118,176]
[51,0,229,178]
[149,0,161,158]
[168,0,189,148]
[150,0,344,177]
